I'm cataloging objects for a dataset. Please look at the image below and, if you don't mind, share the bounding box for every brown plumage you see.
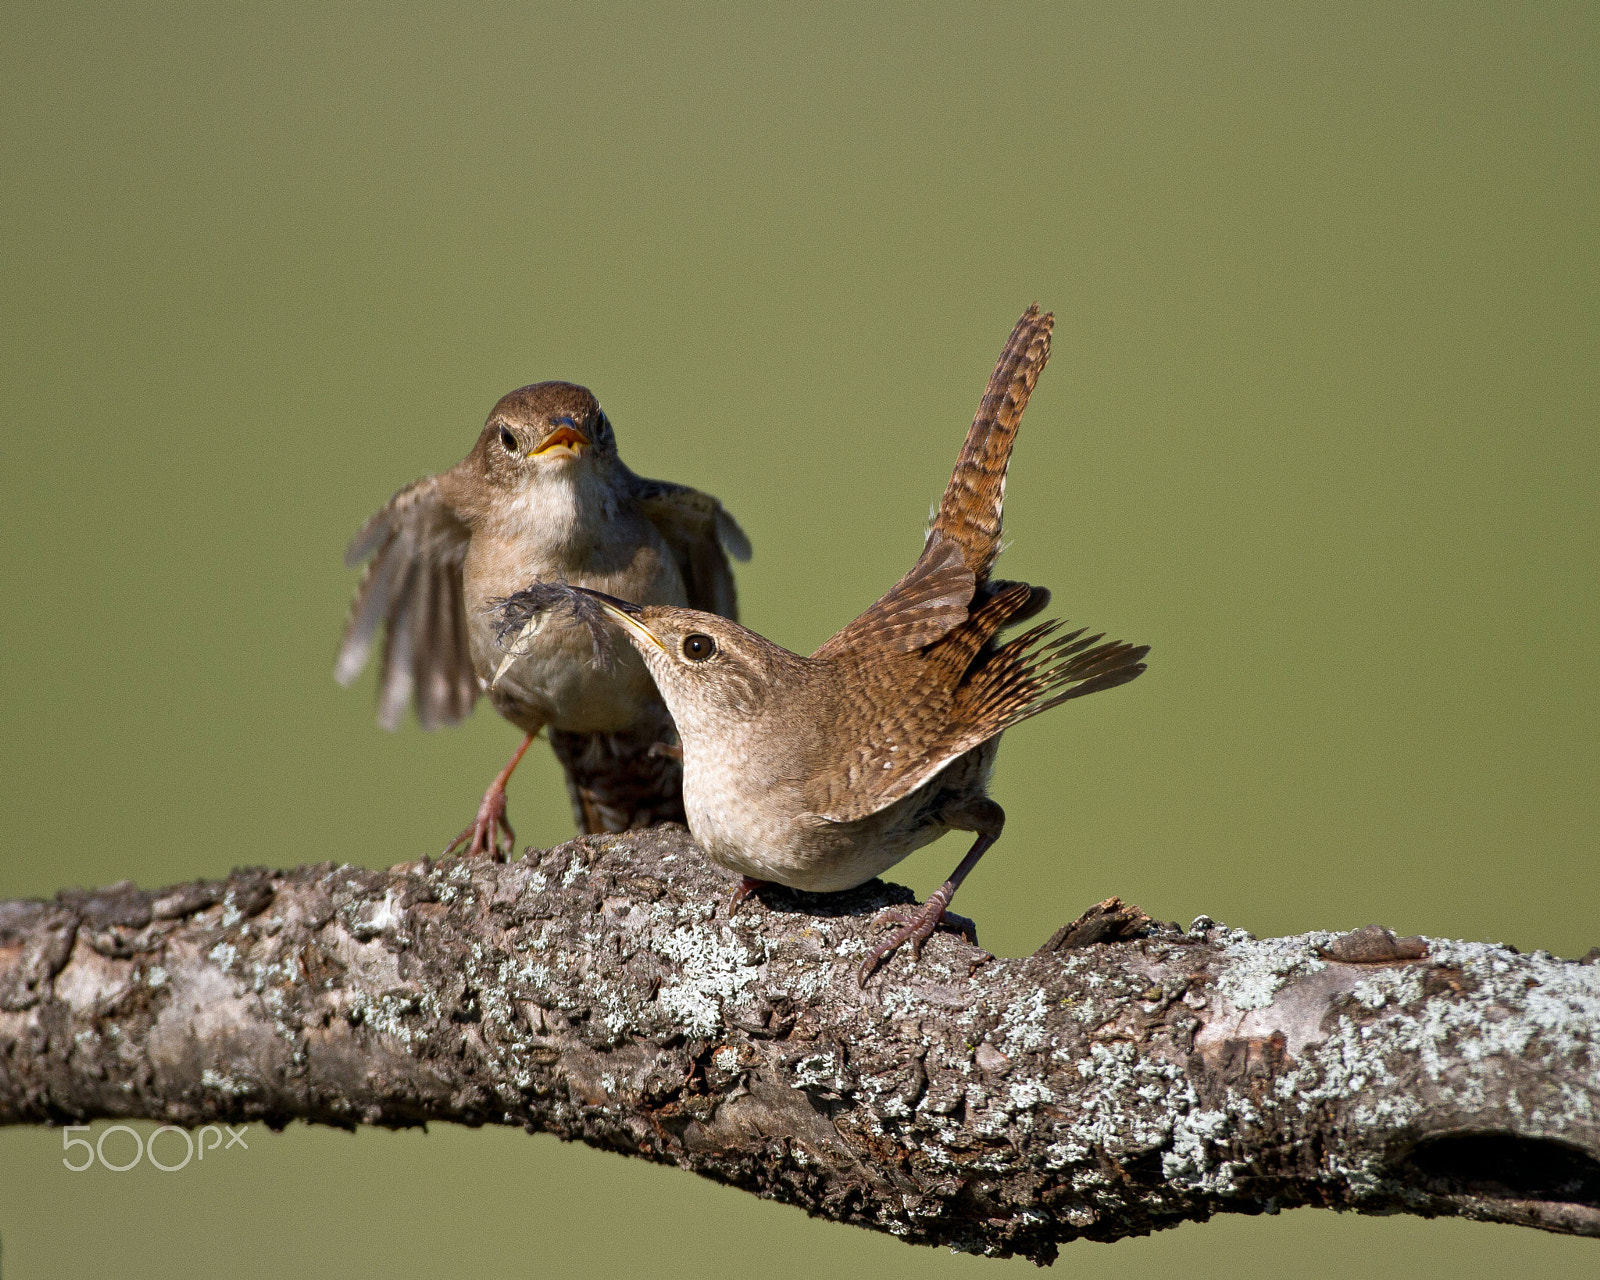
[336,381,749,854]
[494,307,1147,982]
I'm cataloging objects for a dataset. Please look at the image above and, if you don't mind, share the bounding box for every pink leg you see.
[858,800,1003,987]
[442,732,535,862]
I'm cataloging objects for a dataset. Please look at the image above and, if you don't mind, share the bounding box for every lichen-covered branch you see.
[1,826,1597,1264]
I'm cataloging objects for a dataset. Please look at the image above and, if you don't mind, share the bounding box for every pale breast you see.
[681,743,991,893]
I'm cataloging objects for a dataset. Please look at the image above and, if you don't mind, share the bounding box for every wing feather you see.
[631,472,749,621]
[813,594,1146,823]
[810,533,975,661]
[335,472,477,730]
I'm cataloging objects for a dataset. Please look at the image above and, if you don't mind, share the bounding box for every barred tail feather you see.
[930,305,1054,580]
[547,718,688,834]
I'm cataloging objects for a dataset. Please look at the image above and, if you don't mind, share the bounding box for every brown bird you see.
[493,307,1147,981]
[335,381,750,855]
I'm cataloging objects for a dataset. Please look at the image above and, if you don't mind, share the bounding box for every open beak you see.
[530,424,591,459]
[575,588,667,654]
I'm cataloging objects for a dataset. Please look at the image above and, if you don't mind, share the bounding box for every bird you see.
[492,307,1147,982]
[335,380,751,856]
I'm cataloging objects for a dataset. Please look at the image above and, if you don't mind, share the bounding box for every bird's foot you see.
[859,897,979,986]
[441,785,516,862]
[728,876,768,918]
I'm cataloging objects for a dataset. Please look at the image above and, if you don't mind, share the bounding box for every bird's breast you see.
[680,750,959,894]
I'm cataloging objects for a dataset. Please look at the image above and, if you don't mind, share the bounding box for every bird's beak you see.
[530,424,591,459]
[577,589,666,654]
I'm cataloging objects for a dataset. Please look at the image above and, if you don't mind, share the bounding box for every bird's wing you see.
[809,533,975,661]
[631,475,751,621]
[335,472,478,730]
[813,585,1147,823]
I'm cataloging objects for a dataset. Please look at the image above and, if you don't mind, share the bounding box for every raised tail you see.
[929,305,1054,581]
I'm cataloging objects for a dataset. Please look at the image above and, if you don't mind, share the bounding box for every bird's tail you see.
[547,712,688,835]
[929,304,1054,581]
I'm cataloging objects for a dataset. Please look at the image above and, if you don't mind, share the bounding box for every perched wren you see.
[494,308,1147,981]
[335,381,750,855]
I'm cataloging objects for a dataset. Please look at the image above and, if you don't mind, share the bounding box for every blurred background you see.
[2,4,1595,1276]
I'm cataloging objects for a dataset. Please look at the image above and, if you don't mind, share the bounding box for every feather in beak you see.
[489,580,622,685]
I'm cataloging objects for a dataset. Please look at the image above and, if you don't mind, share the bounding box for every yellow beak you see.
[590,597,666,654]
[530,425,591,457]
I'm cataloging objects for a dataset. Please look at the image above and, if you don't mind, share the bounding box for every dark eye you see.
[498,427,519,454]
[681,633,716,662]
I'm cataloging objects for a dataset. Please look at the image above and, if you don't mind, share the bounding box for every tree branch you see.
[2,825,1596,1264]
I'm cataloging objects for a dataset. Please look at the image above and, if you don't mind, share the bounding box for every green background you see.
[2,4,1595,1276]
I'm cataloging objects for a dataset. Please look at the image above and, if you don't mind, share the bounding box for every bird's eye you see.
[498,427,519,454]
[681,633,716,662]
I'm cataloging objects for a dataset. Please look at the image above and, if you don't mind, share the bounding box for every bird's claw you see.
[442,788,516,862]
[858,900,979,986]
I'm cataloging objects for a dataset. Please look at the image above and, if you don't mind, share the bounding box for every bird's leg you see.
[647,742,684,762]
[443,732,536,861]
[859,799,1004,986]
[727,876,768,918]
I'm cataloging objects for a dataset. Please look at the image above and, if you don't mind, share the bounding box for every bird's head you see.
[582,592,804,735]
[475,381,617,488]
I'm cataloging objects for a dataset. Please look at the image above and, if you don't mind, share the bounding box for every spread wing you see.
[630,473,751,621]
[335,472,478,730]
[813,584,1147,823]
[810,533,975,661]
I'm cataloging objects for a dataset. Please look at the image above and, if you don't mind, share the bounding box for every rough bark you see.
[1,825,1597,1264]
